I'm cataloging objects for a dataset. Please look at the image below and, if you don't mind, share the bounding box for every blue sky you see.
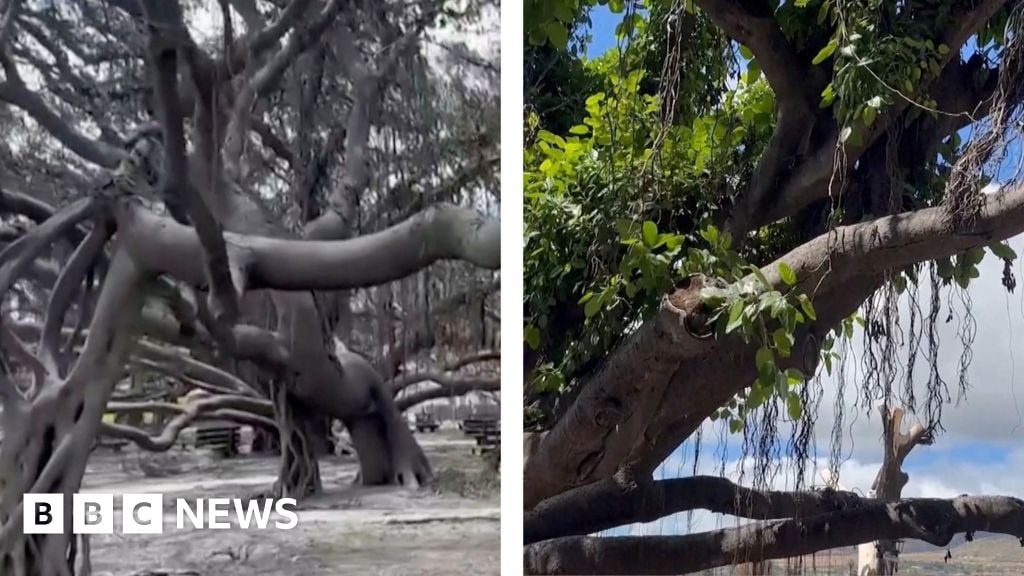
[583,5,622,58]
[580,5,1024,537]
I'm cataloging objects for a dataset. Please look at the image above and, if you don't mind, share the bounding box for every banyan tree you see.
[525,0,1024,573]
[0,0,499,573]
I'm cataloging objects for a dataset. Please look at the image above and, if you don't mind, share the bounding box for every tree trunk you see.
[862,406,933,576]
[0,250,145,576]
[270,382,322,498]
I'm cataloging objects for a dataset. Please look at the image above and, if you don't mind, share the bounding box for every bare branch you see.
[389,349,500,394]
[525,473,871,544]
[222,0,343,179]
[395,375,500,411]
[134,340,260,396]
[117,201,501,292]
[525,495,1024,575]
[102,394,274,451]
[304,9,437,240]
[381,279,500,379]
[0,52,124,168]
[0,196,97,296]
[39,218,112,375]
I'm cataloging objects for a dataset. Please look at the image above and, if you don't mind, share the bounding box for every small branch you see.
[0,0,22,49]
[0,52,124,168]
[229,0,315,70]
[102,394,274,451]
[222,0,343,181]
[380,279,500,379]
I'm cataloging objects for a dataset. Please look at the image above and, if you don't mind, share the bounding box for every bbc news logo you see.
[23,494,298,534]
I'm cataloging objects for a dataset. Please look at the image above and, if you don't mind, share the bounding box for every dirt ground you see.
[82,430,499,576]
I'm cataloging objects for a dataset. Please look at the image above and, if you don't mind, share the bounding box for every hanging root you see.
[270,382,322,499]
[945,4,1024,229]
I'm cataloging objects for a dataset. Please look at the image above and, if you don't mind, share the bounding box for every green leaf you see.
[642,220,658,248]
[797,293,816,321]
[778,262,797,286]
[747,385,765,409]
[536,130,566,148]
[739,44,754,60]
[755,346,774,372]
[569,124,590,135]
[525,325,541,350]
[990,242,1018,261]
[585,92,606,108]
[747,59,761,83]
[700,225,720,245]
[787,392,803,421]
[812,39,838,65]
[543,22,568,48]
[936,257,954,280]
[775,369,788,396]
[863,105,877,126]
[725,301,746,333]
[729,418,744,433]
[785,367,805,386]
[584,294,602,318]
[773,328,793,358]
[528,27,547,46]
[965,246,986,266]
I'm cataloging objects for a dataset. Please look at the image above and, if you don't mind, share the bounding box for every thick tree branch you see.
[525,495,1024,575]
[748,0,1009,230]
[395,375,500,412]
[695,0,825,238]
[525,473,871,544]
[694,0,819,108]
[389,348,501,394]
[117,201,500,292]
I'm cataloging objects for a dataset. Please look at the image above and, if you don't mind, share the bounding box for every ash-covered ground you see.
[82,431,499,576]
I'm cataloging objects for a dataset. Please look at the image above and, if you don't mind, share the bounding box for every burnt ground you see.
[82,430,499,576]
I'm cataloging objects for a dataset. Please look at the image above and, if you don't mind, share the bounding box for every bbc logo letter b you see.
[24,494,63,534]
[73,493,114,534]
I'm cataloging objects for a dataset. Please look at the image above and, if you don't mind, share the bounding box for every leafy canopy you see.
[523,0,1019,431]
